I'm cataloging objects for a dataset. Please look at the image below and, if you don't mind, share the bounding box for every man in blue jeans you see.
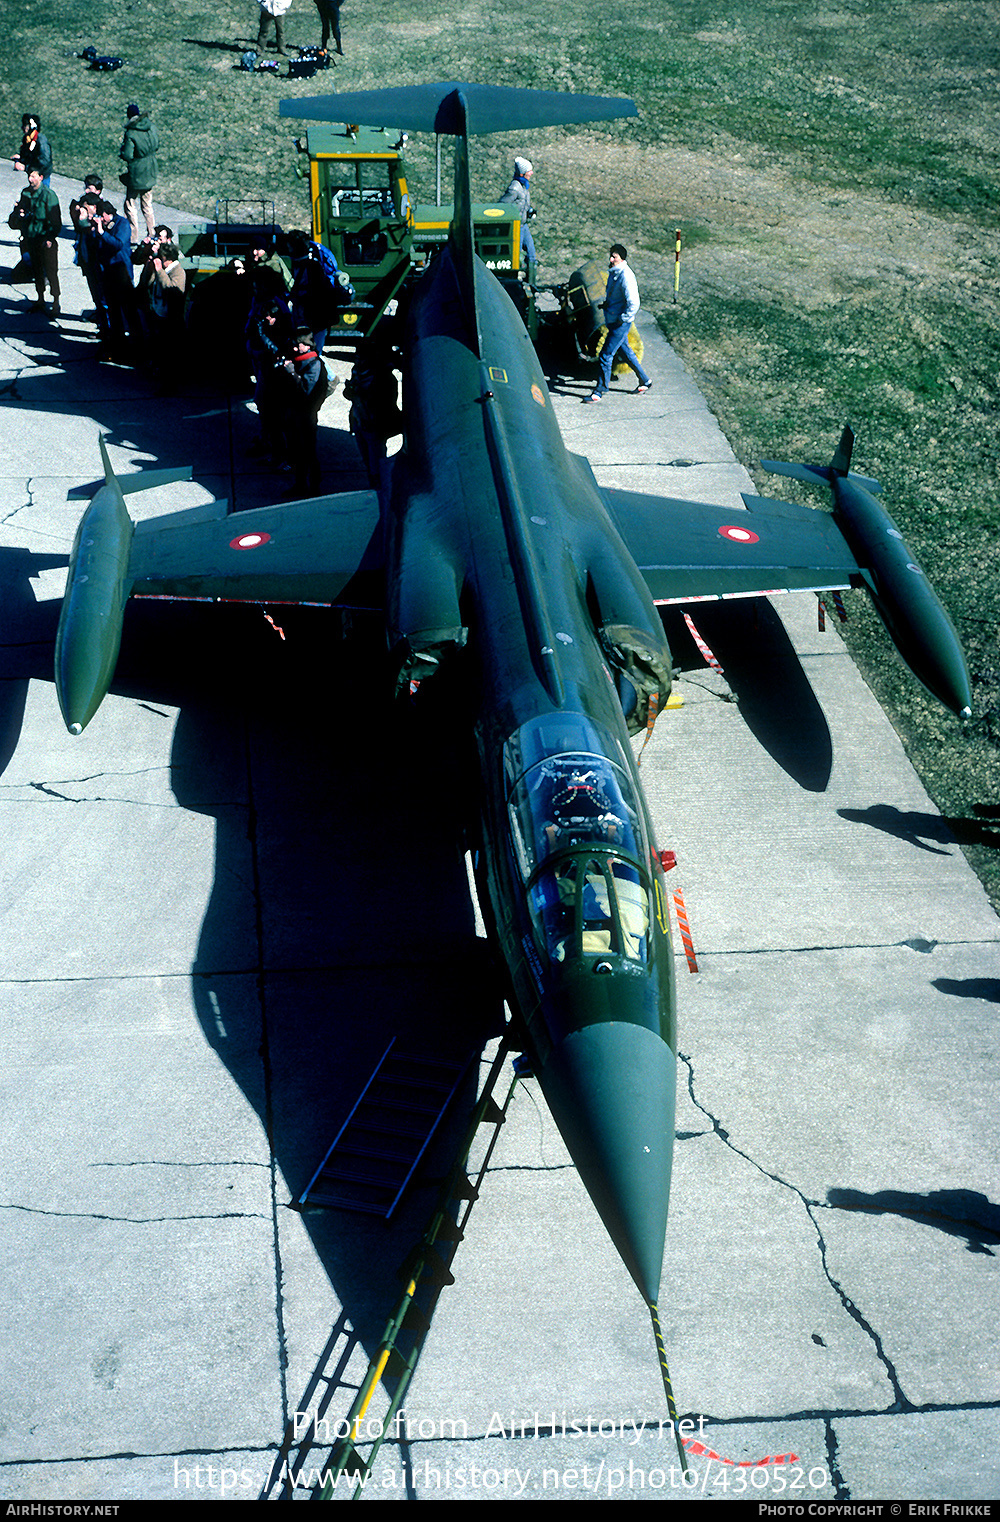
[584,244,652,402]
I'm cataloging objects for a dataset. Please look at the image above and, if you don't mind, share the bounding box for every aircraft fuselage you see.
[387,246,678,1300]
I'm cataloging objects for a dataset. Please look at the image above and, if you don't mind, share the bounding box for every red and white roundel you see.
[230,531,271,550]
[718,524,759,545]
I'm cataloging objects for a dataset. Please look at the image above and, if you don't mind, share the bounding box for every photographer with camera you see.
[8,167,61,317]
[276,326,329,498]
[85,200,135,360]
[13,113,52,185]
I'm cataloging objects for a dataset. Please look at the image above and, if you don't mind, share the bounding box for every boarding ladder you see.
[298,1037,473,1219]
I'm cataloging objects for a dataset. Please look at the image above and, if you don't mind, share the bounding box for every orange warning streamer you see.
[682,1438,800,1468]
[672,886,699,973]
[637,690,659,766]
[682,611,724,679]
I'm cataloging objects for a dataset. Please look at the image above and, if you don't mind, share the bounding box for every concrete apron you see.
[0,159,997,1503]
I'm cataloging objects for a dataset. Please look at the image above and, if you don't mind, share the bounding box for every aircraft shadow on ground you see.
[115,600,506,1407]
[0,554,501,1488]
[0,313,501,1453]
[662,600,833,792]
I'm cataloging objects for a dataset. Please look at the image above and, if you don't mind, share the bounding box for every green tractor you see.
[296,122,538,344]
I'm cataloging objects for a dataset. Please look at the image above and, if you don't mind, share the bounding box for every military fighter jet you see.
[54,84,971,1331]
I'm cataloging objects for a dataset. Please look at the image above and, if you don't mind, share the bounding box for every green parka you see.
[7,183,61,242]
[119,114,159,194]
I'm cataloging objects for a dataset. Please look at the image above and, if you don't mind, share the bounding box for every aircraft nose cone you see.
[539,1022,676,1303]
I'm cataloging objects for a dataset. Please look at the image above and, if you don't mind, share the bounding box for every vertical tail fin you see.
[830,425,854,477]
[448,91,480,357]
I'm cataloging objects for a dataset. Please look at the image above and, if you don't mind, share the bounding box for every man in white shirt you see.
[584,244,652,401]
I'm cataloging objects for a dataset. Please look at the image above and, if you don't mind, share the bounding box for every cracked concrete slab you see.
[3,1212,279,1460]
[0,155,998,1504]
[677,944,998,1194]
[837,1409,1000,1501]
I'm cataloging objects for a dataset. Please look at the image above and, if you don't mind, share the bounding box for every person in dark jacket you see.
[13,114,52,185]
[87,200,135,357]
[286,230,348,356]
[247,298,294,461]
[312,0,344,54]
[69,175,105,316]
[278,327,329,496]
[8,168,61,315]
[119,103,159,244]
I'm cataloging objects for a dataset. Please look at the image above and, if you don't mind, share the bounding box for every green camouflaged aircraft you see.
[55,83,971,1319]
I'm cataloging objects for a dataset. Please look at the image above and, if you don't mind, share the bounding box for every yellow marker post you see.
[673,229,681,304]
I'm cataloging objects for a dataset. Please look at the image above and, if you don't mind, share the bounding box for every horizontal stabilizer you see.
[280,81,637,135]
[761,426,881,495]
[68,464,194,500]
[761,458,882,495]
[115,465,196,496]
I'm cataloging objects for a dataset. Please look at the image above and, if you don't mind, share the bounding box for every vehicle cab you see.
[296,123,414,344]
[296,124,538,343]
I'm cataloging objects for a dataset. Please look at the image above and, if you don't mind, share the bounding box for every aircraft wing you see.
[56,451,385,733]
[128,490,384,606]
[598,484,859,604]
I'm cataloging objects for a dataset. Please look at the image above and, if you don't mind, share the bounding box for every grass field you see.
[4,0,999,906]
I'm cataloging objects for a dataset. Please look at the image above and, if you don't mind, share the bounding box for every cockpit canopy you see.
[508,751,644,877]
[504,714,647,878]
[527,853,650,965]
[504,716,652,965]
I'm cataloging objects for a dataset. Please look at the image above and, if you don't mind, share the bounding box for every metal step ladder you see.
[262,1040,517,1500]
[298,1038,472,1219]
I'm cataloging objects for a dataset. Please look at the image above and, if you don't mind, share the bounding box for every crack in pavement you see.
[21,780,180,806]
[88,1158,269,1169]
[687,933,997,958]
[0,366,27,402]
[1,473,35,525]
[10,766,173,788]
[1,1201,269,1223]
[5,770,244,810]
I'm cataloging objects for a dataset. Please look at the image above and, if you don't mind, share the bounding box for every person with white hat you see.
[499,154,538,270]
